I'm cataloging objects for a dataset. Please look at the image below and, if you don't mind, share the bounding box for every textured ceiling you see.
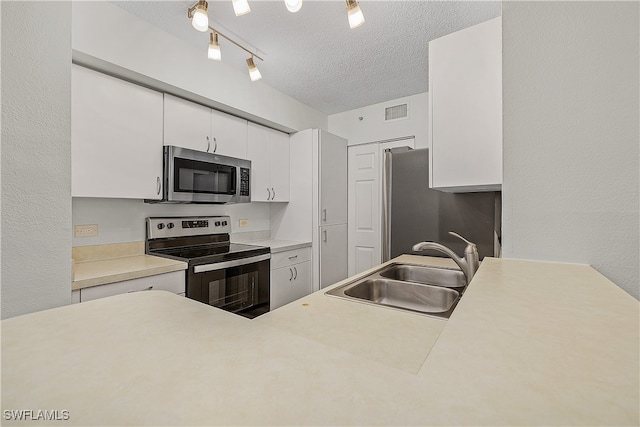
[112,1,501,115]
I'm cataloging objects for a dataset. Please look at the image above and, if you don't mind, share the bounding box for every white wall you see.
[502,1,639,299]
[1,2,73,319]
[328,93,428,148]
[71,2,326,133]
[72,199,271,246]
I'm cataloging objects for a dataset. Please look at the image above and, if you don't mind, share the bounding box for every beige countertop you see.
[239,239,312,253]
[4,256,638,426]
[72,242,187,290]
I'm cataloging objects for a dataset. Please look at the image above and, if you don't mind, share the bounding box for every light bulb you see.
[232,0,251,16]
[285,0,303,13]
[208,32,221,61]
[246,57,262,81]
[346,0,364,29]
[191,1,209,32]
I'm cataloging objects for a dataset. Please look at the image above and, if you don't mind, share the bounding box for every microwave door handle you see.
[156,176,161,195]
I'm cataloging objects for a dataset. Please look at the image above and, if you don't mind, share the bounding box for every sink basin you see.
[325,263,468,319]
[343,279,459,314]
[379,264,466,289]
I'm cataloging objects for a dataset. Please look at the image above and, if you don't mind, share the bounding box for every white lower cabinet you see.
[79,271,185,303]
[270,248,312,310]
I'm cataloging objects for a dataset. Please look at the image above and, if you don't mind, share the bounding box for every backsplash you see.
[72,198,271,246]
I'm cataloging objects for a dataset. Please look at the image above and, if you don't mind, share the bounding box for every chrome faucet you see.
[412,232,480,285]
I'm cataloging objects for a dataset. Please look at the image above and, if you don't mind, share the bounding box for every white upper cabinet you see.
[210,109,248,159]
[247,122,290,202]
[319,130,348,226]
[163,94,248,158]
[428,17,502,192]
[163,93,211,152]
[71,65,164,199]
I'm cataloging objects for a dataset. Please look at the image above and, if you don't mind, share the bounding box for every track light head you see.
[232,0,251,16]
[285,0,303,13]
[189,0,209,32]
[246,57,262,81]
[346,0,365,29]
[208,32,221,61]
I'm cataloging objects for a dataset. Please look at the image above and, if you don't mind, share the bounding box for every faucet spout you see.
[412,232,480,285]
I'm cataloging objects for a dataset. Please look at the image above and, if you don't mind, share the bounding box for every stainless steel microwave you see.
[160,145,251,204]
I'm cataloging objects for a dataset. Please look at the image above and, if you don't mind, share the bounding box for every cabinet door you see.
[319,130,348,225]
[269,129,290,202]
[72,65,164,199]
[163,94,211,152]
[270,266,294,310]
[270,261,312,310]
[210,109,248,158]
[247,122,272,202]
[319,224,348,289]
[290,261,312,302]
[429,17,502,191]
[80,271,185,302]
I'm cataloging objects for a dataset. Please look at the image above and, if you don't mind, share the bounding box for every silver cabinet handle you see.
[293,266,298,280]
[267,188,272,200]
[128,286,154,293]
[322,209,327,222]
[206,136,210,152]
[272,187,276,200]
[156,177,161,195]
[323,230,328,242]
[288,255,298,260]
[289,267,293,281]
[213,137,218,153]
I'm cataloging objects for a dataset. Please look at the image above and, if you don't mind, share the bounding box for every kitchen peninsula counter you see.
[3,256,638,426]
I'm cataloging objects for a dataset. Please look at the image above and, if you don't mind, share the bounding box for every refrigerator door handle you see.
[323,229,328,242]
[381,149,392,262]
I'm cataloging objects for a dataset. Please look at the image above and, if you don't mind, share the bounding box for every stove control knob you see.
[215,221,221,227]
[157,223,165,230]
[222,221,228,226]
[166,222,175,229]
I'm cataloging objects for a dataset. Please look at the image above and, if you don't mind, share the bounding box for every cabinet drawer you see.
[271,247,311,270]
[80,271,185,302]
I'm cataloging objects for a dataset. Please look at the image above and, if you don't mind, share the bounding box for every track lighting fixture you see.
[246,57,262,82]
[232,0,251,16]
[188,3,264,82]
[346,0,365,29]
[188,0,209,32]
[284,0,303,13]
[208,32,221,61]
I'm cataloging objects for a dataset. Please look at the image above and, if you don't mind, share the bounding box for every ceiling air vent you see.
[384,103,408,122]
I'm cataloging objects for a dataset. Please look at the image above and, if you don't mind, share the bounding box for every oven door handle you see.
[193,254,271,273]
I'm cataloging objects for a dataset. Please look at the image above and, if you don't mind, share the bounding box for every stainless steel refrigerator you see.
[382,147,500,261]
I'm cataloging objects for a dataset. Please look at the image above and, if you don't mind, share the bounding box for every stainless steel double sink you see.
[325,263,467,319]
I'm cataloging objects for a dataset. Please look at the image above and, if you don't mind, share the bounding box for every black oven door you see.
[187,254,270,318]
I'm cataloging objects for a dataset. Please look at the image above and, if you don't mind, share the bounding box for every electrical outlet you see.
[239,219,249,228]
[75,224,98,238]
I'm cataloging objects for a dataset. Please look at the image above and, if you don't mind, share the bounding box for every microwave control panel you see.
[240,168,250,197]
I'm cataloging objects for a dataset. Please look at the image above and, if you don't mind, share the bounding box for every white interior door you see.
[347,143,380,276]
[346,138,416,275]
